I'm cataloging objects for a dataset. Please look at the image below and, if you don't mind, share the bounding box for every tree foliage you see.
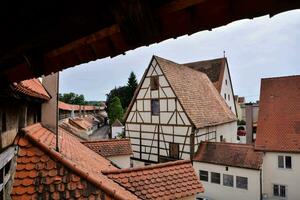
[127,71,138,98]
[108,96,124,124]
[59,92,87,105]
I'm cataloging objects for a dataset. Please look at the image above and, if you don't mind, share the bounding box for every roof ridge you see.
[261,74,300,81]
[102,160,191,175]
[183,57,226,65]
[201,141,255,148]
[21,123,136,200]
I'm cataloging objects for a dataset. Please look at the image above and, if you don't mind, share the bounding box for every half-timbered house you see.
[125,56,237,166]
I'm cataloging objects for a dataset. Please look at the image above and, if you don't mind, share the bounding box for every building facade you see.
[125,56,236,166]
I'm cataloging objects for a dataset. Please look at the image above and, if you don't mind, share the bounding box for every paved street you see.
[89,125,110,140]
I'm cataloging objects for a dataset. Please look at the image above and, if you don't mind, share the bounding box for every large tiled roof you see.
[82,139,133,157]
[184,58,226,92]
[103,160,204,200]
[14,78,51,100]
[194,141,263,170]
[155,56,236,128]
[12,123,139,200]
[255,75,300,152]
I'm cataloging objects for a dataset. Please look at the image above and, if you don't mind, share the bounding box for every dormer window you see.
[150,76,159,90]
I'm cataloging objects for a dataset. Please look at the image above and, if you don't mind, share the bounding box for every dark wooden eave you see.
[0,0,299,83]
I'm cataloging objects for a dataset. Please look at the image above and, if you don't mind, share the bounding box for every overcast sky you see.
[60,9,300,102]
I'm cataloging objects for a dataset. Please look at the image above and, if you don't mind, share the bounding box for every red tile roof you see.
[154,56,236,128]
[58,101,101,111]
[82,139,133,157]
[255,75,300,152]
[112,119,123,127]
[103,160,204,200]
[184,57,226,92]
[13,123,139,200]
[194,141,263,170]
[68,117,94,131]
[14,78,50,100]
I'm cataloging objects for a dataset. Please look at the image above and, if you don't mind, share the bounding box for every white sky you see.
[60,9,300,102]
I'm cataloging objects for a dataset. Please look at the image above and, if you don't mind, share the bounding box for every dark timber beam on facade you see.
[0,1,299,83]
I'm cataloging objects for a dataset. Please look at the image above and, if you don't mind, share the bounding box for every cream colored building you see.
[193,142,263,200]
[255,76,300,200]
[125,56,237,166]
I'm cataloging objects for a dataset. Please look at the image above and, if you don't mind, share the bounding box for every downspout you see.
[56,72,59,152]
[190,125,195,162]
[260,167,262,200]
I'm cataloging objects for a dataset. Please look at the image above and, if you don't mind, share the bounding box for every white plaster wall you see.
[220,63,236,115]
[112,126,123,138]
[108,155,131,169]
[262,152,300,200]
[193,162,261,200]
[132,159,146,167]
[195,121,237,149]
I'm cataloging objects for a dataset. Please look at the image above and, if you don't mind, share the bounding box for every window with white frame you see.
[223,174,233,187]
[236,176,248,189]
[273,184,286,198]
[278,155,292,169]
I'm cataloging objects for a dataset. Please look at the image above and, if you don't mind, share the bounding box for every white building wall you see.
[193,161,261,200]
[107,155,131,168]
[220,63,236,115]
[112,126,124,138]
[262,152,300,200]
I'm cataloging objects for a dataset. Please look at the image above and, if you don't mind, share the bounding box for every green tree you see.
[108,96,124,124]
[59,92,87,105]
[127,71,138,97]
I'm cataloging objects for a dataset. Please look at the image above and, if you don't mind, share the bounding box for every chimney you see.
[245,103,253,144]
[41,73,59,133]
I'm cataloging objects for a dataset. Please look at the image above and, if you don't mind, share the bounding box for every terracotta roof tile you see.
[112,119,123,127]
[103,160,204,200]
[154,56,236,128]
[82,139,133,157]
[13,123,139,200]
[194,141,263,169]
[58,101,101,111]
[255,75,300,152]
[68,117,94,131]
[184,57,226,92]
[13,78,50,100]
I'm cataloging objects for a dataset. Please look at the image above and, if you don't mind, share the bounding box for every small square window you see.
[151,99,160,115]
[223,174,233,187]
[150,76,159,90]
[236,176,248,190]
[211,172,220,184]
[199,170,208,182]
[273,184,286,197]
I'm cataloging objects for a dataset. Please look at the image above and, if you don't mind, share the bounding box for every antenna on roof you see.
[223,50,226,58]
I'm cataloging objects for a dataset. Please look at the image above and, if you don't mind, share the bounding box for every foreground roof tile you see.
[103,160,204,200]
[194,141,263,170]
[255,75,300,152]
[82,139,133,157]
[12,123,139,200]
[14,78,50,100]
